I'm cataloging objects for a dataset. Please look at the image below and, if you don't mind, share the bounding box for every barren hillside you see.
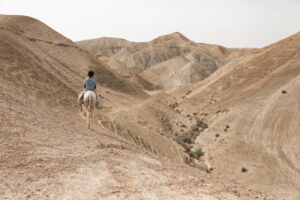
[98,56,159,91]
[173,32,300,199]
[0,15,272,199]
[78,32,254,89]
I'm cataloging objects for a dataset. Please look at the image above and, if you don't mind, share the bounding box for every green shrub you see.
[196,118,208,129]
[176,138,192,152]
[189,148,204,159]
[183,137,192,144]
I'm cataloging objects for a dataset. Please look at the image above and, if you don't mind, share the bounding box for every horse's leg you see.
[78,92,84,111]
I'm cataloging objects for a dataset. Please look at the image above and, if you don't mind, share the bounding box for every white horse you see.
[80,91,97,131]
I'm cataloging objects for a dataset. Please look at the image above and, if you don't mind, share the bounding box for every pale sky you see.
[1,0,300,47]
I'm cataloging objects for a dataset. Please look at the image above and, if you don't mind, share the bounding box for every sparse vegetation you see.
[183,137,192,144]
[241,167,248,173]
[189,148,204,159]
[181,124,187,128]
[282,90,287,94]
[192,131,201,140]
[196,118,208,129]
[191,125,199,132]
[177,125,202,146]
[176,138,192,152]
[185,90,192,96]
[169,102,178,108]
[175,118,207,165]
[224,124,230,132]
[215,134,220,138]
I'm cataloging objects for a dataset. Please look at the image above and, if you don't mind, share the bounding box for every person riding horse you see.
[78,70,101,109]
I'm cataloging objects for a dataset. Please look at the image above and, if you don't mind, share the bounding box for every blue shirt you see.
[84,77,96,91]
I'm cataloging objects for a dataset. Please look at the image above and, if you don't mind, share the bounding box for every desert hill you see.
[0,15,149,97]
[0,15,272,199]
[173,32,300,199]
[98,56,159,91]
[78,32,254,88]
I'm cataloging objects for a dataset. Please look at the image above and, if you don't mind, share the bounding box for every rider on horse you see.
[78,70,101,109]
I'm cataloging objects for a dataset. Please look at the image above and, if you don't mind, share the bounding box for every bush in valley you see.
[169,102,178,108]
[196,118,208,129]
[191,125,199,132]
[178,130,200,145]
[189,148,204,159]
[281,90,287,94]
[224,125,230,132]
[241,167,248,173]
[190,131,200,142]
[181,124,187,128]
[176,138,192,152]
[215,133,220,138]
[182,137,192,144]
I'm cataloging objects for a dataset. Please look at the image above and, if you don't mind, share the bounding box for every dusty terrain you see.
[1,14,298,200]
[172,32,300,199]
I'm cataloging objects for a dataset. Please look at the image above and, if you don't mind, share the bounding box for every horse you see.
[79,91,97,131]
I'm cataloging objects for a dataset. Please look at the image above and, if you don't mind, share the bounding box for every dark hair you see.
[88,70,94,77]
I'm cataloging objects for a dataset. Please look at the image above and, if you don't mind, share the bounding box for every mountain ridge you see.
[78,32,254,88]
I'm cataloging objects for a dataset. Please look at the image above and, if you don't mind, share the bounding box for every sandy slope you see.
[98,57,159,91]
[174,32,300,199]
[0,15,273,200]
[78,32,254,88]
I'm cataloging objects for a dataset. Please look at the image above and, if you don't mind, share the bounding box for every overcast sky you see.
[1,0,300,47]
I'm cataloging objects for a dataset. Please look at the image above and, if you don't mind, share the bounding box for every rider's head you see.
[88,70,94,78]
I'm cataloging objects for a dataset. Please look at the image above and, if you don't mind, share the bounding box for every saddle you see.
[78,91,103,109]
